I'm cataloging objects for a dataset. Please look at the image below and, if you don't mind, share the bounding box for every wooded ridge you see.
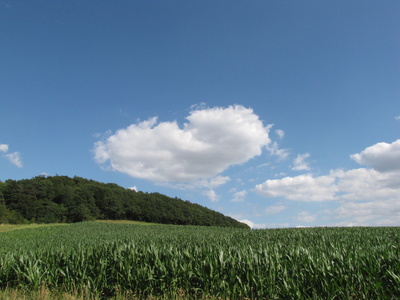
[0,175,249,228]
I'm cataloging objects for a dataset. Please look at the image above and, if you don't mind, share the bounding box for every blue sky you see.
[1,1,399,228]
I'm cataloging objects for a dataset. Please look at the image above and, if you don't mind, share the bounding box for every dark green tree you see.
[0,176,249,228]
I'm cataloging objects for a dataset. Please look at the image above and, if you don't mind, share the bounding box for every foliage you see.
[0,176,248,228]
[0,222,399,299]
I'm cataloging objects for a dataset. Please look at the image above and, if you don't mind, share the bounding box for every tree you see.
[0,176,250,228]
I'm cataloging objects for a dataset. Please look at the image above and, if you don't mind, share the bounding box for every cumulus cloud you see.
[257,167,400,204]
[267,141,289,160]
[239,219,266,229]
[0,144,9,152]
[1,144,23,168]
[256,139,400,226]
[275,129,285,139]
[203,190,219,202]
[93,105,271,184]
[266,127,288,160]
[257,140,400,202]
[292,153,311,171]
[239,219,255,228]
[332,198,400,226]
[255,174,338,201]
[333,168,400,201]
[232,190,247,202]
[350,139,400,172]
[5,152,23,168]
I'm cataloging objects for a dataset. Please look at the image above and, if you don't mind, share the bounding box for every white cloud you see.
[267,141,289,160]
[1,144,23,168]
[255,174,338,201]
[0,144,9,152]
[239,219,266,229]
[94,105,271,184]
[332,198,400,226]
[128,186,138,192]
[239,219,255,228]
[5,152,23,168]
[333,168,400,201]
[274,172,286,177]
[265,203,287,215]
[255,168,400,203]
[292,153,311,171]
[256,168,400,226]
[203,190,219,202]
[350,139,400,172]
[256,139,400,226]
[256,162,270,168]
[275,129,285,139]
[232,190,247,202]
[204,176,231,189]
[395,116,400,120]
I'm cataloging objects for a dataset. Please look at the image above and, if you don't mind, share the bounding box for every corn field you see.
[0,222,399,299]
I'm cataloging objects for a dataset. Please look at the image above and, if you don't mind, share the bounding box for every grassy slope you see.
[0,223,67,233]
[0,220,156,233]
[96,220,159,226]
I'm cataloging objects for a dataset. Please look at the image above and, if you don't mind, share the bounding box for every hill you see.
[0,175,249,228]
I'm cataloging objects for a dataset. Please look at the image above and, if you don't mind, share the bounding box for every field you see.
[0,223,67,233]
[0,222,399,299]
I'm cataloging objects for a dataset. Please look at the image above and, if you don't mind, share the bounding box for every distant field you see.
[0,222,399,299]
[96,219,159,226]
[0,223,67,233]
[0,220,156,233]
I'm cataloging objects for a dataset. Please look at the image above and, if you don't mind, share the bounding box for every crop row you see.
[0,222,399,299]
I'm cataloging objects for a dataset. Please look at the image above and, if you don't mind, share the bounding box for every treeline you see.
[0,176,248,228]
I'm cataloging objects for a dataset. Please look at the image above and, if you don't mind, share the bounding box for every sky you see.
[1,1,399,228]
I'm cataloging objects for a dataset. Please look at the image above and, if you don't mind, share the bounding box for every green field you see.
[0,223,67,233]
[0,222,399,299]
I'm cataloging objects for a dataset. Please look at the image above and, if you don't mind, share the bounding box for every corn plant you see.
[0,222,399,299]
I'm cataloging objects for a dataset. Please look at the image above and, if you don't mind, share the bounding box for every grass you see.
[95,220,159,226]
[0,223,67,233]
[0,220,156,233]
[0,286,83,300]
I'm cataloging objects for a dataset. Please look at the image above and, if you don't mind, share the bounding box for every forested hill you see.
[0,176,249,228]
